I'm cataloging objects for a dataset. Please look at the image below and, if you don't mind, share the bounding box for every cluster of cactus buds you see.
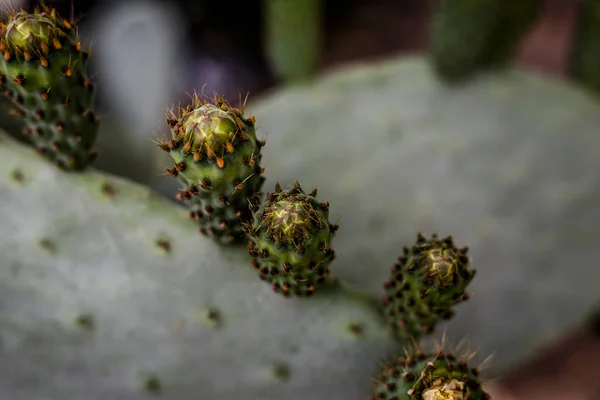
[244,181,338,297]
[382,233,475,341]
[0,5,98,171]
[371,346,490,400]
[158,95,266,244]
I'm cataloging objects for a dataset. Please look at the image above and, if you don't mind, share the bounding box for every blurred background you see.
[18,0,577,100]
[0,0,582,193]
[23,0,576,94]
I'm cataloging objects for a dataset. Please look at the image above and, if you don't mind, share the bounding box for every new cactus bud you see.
[244,181,339,297]
[159,94,265,244]
[371,347,490,400]
[0,6,98,171]
[382,233,475,340]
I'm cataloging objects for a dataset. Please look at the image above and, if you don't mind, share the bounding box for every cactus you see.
[158,95,266,244]
[245,181,339,297]
[371,346,490,400]
[382,234,475,341]
[264,0,322,82]
[0,5,98,171]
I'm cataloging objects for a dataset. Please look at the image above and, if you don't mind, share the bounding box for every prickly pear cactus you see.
[382,234,474,341]
[371,346,490,400]
[245,181,339,297]
[0,6,98,171]
[248,55,600,372]
[159,95,265,243]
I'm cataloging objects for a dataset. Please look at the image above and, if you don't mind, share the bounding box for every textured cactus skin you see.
[371,347,490,400]
[0,6,98,170]
[429,0,542,81]
[0,131,402,400]
[249,56,600,372]
[382,234,475,341]
[159,95,265,244]
[245,181,339,297]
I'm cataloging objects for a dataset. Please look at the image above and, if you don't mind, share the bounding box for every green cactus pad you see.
[0,6,98,171]
[0,131,401,400]
[245,181,339,297]
[371,347,490,400]
[383,234,475,341]
[158,95,266,244]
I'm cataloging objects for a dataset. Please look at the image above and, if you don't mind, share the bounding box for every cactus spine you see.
[382,234,475,340]
[0,5,98,171]
[159,95,266,244]
[245,181,338,297]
